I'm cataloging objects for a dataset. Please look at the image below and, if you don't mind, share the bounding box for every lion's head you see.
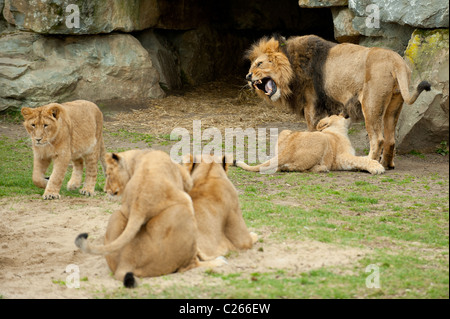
[316,114,351,133]
[104,152,131,198]
[245,36,294,102]
[182,154,230,182]
[21,104,63,147]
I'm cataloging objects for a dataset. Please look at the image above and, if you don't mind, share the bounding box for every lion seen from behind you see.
[75,150,225,288]
[184,154,258,261]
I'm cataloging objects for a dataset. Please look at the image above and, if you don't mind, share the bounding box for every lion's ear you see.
[272,34,287,50]
[338,111,350,119]
[105,152,121,167]
[45,104,62,120]
[316,119,330,131]
[222,154,232,174]
[21,107,34,119]
[111,153,120,162]
[182,153,196,174]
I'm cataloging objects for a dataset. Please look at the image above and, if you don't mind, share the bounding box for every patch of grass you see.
[0,110,23,124]
[436,141,449,156]
[0,136,105,198]
[409,150,426,159]
[110,129,155,147]
[1,129,448,299]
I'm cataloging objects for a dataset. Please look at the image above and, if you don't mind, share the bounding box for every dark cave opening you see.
[132,0,335,90]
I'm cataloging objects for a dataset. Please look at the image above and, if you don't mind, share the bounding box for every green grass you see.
[0,135,105,198]
[0,131,448,299]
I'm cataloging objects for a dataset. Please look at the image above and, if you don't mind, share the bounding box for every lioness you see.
[245,35,431,169]
[235,114,385,175]
[75,150,225,288]
[183,154,257,261]
[21,100,106,199]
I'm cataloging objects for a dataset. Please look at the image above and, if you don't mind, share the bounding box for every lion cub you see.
[235,114,385,175]
[75,150,225,288]
[21,100,106,199]
[184,154,258,261]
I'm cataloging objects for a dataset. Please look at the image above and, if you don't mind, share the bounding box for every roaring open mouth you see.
[253,77,277,98]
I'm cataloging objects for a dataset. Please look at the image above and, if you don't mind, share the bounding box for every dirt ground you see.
[0,80,448,298]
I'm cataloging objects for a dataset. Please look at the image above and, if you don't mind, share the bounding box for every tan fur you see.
[184,154,257,261]
[21,100,106,199]
[236,115,385,175]
[246,35,430,169]
[75,150,225,286]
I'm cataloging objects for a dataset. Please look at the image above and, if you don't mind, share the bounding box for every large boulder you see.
[331,7,360,43]
[2,0,159,34]
[348,0,449,29]
[0,31,164,111]
[354,19,415,54]
[396,29,449,153]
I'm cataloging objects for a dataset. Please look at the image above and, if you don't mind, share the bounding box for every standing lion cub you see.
[21,100,106,199]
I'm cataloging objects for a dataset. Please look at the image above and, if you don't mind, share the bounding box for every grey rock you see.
[331,7,360,43]
[396,29,449,153]
[348,0,449,28]
[2,0,160,34]
[0,31,164,111]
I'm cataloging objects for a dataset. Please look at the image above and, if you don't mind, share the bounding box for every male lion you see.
[245,35,431,169]
[183,154,257,261]
[21,100,106,199]
[75,150,225,288]
[235,114,385,175]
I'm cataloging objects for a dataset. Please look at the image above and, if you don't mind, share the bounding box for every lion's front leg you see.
[32,155,51,189]
[43,154,70,200]
[337,153,385,175]
[303,97,318,131]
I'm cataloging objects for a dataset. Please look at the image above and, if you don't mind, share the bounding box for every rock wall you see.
[0,0,448,153]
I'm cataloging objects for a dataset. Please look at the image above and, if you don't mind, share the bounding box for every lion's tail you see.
[233,158,278,173]
[75,213,146,255]
[395,63,431,105]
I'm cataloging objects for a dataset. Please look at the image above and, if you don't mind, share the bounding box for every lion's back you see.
[60,100,104,157]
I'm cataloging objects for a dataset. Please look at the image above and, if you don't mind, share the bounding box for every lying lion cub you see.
[21,100,106,199]
[184,154,258,261]
[235,114,385,175]
[75,150,225,288]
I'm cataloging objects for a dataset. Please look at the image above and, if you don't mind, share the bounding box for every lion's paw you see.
[80,188,95,196]
[215,256,228,266]
[369,164,385,175]
[250,232,258,244]
[67,181,82,191]
[43,192,61,200]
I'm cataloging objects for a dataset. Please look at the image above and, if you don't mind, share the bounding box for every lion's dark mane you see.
[283,36,361,122]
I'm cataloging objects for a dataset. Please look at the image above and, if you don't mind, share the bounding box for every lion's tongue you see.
[265,80,273,93]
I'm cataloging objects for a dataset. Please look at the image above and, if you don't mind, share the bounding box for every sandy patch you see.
[0,195,366,299]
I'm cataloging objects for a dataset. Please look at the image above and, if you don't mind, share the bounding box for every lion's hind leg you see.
[80,152,98,196]
[67,158,83,191]
[381,93,403,169]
